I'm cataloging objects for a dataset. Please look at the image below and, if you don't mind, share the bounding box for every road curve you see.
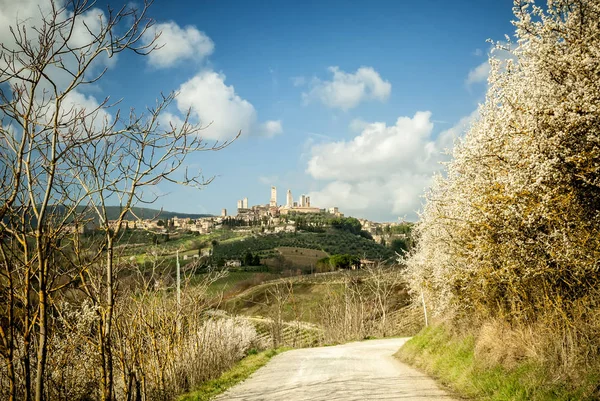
[216,338,458,401]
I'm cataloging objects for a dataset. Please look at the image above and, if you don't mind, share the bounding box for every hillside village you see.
[79,185,410,244]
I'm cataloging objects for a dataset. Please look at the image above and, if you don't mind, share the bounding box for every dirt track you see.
[216,338,458,401]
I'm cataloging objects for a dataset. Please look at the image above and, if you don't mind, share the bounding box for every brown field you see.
[266,247,329,269]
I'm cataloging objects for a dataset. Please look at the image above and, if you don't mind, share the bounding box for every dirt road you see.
[216,338,458,400]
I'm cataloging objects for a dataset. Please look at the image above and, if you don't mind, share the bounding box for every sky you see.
[0,0,517,221]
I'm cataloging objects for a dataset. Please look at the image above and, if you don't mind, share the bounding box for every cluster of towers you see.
[236,197,249,210]
[273,186,310,208]
[236,186,314,213]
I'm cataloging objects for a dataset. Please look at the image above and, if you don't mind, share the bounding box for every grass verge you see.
[178,348,287,401]
[395,325,598,401]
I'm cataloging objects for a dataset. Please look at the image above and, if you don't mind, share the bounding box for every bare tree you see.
[0,1,237,400]
[265,280,293,348]
[363,263,403,336]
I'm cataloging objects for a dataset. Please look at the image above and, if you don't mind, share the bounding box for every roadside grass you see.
[395,325,598,401]
[178,348,287,401]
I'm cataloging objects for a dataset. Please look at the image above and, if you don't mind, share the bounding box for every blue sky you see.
[1,0,516,221]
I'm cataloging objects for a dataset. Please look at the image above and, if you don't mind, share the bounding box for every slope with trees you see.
[211,230,395,264]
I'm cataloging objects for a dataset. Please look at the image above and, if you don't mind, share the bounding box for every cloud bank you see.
[143,22,214,69]
[306,112,475,220]
[302,66,391,111]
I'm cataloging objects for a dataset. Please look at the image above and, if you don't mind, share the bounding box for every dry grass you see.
[276,247,329,268]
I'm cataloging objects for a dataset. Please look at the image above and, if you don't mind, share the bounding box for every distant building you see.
[221,208,227,217]
[328,207,339,214]
[360,259,377,269]
[274,224,296,233]
[286,189,293,208]
[306,196,311,207]
[300,194,306,207]
[279,206,321,215]
[64,221,97,235]
[237,200,243,209]
[243,197,248,209]
[293,201,298,207]
[270,186,277,207]
[225,259,242,268]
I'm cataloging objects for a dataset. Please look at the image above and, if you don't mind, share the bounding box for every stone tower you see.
[270,186,277,207]
[286,189,293,208]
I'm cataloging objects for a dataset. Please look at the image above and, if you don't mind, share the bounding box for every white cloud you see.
[69,7,117,68]
[61,90,112,129]
[0,1,115,92]
[466,61,491,85]
[291,76,306,87]
[261,120,283,138]
[306,111,475,220]
[348,118,369,133]
[0,0,60,43]
[159,112,185,131]
[143,22,214,69]
[174,70,282,140]
[307,111,434,181]
[302,66,391,111]
[466,45,518,86]
[0,2,114,134]
[175,70,254,140]
[436,109,478,152]
[259,175,279,185]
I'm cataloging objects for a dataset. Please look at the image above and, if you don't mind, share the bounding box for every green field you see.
[206,272,277,296]
[223,278,341,323]
[221,271,410,325]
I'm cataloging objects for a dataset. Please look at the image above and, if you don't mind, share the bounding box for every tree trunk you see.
[34,269,47,401]
[0,250,16,401]
[23,264,32,401]
[102,238,115,401]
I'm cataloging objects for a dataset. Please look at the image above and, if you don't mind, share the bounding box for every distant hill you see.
[1,205,212,227]
[40,205,212,223]
[98,206,213,221]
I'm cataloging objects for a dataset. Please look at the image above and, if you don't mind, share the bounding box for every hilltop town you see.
[99,185,410,244]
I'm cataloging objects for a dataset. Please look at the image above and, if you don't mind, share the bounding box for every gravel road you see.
[216,338,458,401]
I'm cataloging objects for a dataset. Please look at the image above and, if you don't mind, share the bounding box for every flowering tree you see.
[406,0,600,328]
